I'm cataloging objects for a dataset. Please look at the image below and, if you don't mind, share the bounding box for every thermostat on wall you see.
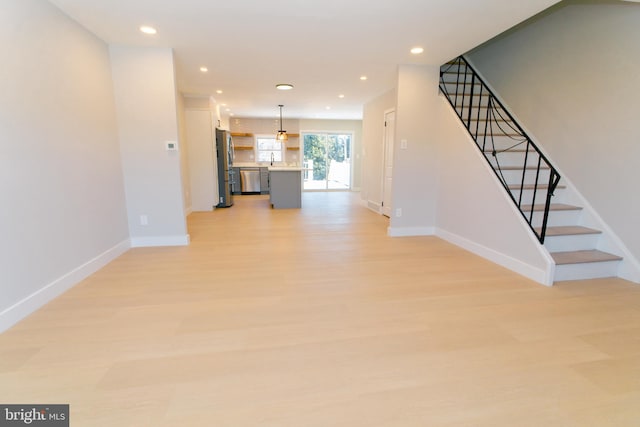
[166,141,178,151]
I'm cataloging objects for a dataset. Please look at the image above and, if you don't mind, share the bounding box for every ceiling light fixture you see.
[216,90,223,94]
[338,94,345,99]
[139,26,157,35]
[360,75,368,81]
[276,104,288,142]
[200,67,208,72]
[410,47,424,54]
[276,83,294,90]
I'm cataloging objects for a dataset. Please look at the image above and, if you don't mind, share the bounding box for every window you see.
[256,136,284,163]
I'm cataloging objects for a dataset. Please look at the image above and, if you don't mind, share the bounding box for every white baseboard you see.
[130,234,190,247]
[0,239,131,333]
[436,228,551,286]
[387,226,436,237]
[365,200,382,214]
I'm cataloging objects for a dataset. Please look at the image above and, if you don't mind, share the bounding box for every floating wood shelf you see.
[286,147,300,150]
[231,132,253,137]
[234,146,254,151]
[287,134,300,138]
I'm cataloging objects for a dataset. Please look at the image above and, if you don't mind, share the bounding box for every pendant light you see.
[276,104,288,141]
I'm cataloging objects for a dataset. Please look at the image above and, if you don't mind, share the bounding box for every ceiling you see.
[49,0,560,120]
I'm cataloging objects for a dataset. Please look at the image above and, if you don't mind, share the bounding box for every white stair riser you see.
[444,96,493,111]
[554,260,621,281]
[508,189,564,206]
[528,209,582,228]
[544,233,600,252]
[500,169,551,185]
[487,154,544,168]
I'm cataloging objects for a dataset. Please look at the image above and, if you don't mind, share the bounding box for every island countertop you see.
[268,166,303,172]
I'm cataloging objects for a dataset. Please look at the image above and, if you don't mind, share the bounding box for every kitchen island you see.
[268,167,302,209]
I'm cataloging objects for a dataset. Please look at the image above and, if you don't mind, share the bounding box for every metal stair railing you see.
[439,56,561,244]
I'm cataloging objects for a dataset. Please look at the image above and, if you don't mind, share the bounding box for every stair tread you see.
[484,148,535,152]
[500,166,550,170]
[469,119,514,122]
[538,225,601,236]
[521,203,582,212]
[440,80,482,85]
[507,184,566,190]
[551,249,623,265]
[447,93,491,97]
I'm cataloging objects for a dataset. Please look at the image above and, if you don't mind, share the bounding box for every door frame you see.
[381,109,395,217]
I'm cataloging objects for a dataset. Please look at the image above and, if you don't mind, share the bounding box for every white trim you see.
[436,228,552,286]
[0,239,131,333]
[130,234,190,247]
[366,199,382,214]
[381,108,395,218]
[387,226,435,237]
[184,205,193,216]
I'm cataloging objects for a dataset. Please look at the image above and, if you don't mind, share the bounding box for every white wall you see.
[0,0,129,330]
[176,93,192,214]
[361,89,397,210]
[299,119,363,190]
[110,46,188,247]
[434,95,551,284]
[388,65,440,235]
[467,1,640,266]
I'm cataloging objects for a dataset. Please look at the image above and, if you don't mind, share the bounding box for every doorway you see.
[302,132,352,191]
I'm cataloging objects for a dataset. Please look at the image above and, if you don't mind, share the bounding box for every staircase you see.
[439,56,623,282]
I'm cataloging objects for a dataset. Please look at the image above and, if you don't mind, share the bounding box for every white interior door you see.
[382,110,395,217]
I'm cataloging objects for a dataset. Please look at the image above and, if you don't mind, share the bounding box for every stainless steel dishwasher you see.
[240,168,261,193]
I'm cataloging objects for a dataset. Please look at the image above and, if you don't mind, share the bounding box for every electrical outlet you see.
[140,215,148,226]
[395,208,402,217]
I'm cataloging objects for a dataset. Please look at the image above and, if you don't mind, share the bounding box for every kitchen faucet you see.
[270,152,275,166]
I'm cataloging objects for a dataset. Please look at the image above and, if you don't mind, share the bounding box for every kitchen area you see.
[228,116,303,209]
[183,98,361,213]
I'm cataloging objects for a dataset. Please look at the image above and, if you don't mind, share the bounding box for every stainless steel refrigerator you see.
[215,128,234,208]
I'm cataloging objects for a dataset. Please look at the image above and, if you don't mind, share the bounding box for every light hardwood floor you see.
[2,192,640,426]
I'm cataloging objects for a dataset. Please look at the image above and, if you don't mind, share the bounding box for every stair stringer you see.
[434,95,555,286]
[462,56,640,284]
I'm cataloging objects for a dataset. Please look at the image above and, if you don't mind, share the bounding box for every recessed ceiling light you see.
[338,94,345,99]
[139,26,157,35]
[326,106,331,110]
[229,113,235,116]
[276,83,294,90]
[410,47,424,55]
[216,90,223,94]
[200,67,208,72]
[360,75,368,81]
[220,103,227,107]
